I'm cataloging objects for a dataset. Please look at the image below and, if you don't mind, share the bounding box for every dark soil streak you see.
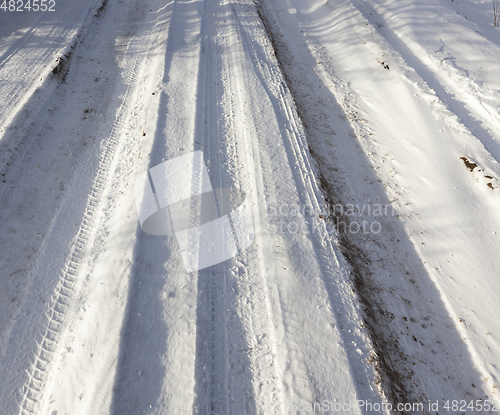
[315,165,414,411]
[52,0,110,83]
[256,2,416,412]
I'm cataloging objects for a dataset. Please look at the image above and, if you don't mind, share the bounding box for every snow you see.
[0,0,499,413]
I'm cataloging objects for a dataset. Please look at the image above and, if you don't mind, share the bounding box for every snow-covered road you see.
[0,0,499,413]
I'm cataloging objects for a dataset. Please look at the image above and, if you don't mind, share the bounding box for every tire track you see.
[223,0,382,411]
[17,3,150,412]
[192,0,284,412]
[193,0,232,410]
[217,2,288,413]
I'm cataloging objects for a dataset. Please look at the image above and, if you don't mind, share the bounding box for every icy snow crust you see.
[0,0,498,413]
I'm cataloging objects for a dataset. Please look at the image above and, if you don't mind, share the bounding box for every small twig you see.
[38,294,46,304]
[494,1,500,27]
[9,269,25,277]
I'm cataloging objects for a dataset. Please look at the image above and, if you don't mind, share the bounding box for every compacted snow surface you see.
[0,0,499,413]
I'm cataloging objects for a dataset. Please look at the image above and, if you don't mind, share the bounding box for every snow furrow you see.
[348,0,500,164]
[0,0,103,142]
